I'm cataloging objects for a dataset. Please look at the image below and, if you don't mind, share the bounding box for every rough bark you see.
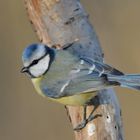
[24,0,124,139]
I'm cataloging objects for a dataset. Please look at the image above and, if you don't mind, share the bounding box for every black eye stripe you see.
[29,52,48,68]
[31,59,39,65]
[28,59,39,68]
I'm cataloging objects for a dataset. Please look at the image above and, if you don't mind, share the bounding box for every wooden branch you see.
[24,0,124,139]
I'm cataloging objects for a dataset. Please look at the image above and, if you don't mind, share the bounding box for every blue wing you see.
[41,43,122,98]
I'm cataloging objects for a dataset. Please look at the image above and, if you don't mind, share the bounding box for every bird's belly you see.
[50,93,96,106]
[32,78,96,106]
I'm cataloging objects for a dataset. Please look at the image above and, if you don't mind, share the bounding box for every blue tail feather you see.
[108,74,140,91]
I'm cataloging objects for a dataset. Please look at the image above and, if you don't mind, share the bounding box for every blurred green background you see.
[0,0,140,140]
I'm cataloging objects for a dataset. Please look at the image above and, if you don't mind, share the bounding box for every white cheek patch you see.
[29,55,50,77]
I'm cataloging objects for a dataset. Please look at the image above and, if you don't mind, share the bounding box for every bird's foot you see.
[73,104,101,131]
[73,113,102,131]
[73,119,87,131]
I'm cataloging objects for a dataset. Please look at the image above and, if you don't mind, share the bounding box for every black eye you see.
[32,59,39,65]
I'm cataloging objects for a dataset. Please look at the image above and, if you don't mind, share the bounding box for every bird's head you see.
[21,43,55,78]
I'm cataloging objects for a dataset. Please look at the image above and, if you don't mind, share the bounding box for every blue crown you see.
[22,44,48,61]
[22,44,38,60]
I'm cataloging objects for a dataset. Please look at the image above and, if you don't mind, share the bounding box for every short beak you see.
[21,67,28,73]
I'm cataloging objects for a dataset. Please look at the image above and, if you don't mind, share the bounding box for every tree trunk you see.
[24,0,124,139]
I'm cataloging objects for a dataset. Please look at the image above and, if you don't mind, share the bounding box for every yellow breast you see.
[31,77,96,106]
[51,93,96,105]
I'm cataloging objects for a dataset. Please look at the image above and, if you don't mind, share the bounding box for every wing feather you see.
[41,45,122,98]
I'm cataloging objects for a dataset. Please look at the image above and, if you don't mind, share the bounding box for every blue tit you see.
[21,43,140,130]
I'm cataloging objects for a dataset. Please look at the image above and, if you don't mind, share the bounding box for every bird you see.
[21,43,140,130]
